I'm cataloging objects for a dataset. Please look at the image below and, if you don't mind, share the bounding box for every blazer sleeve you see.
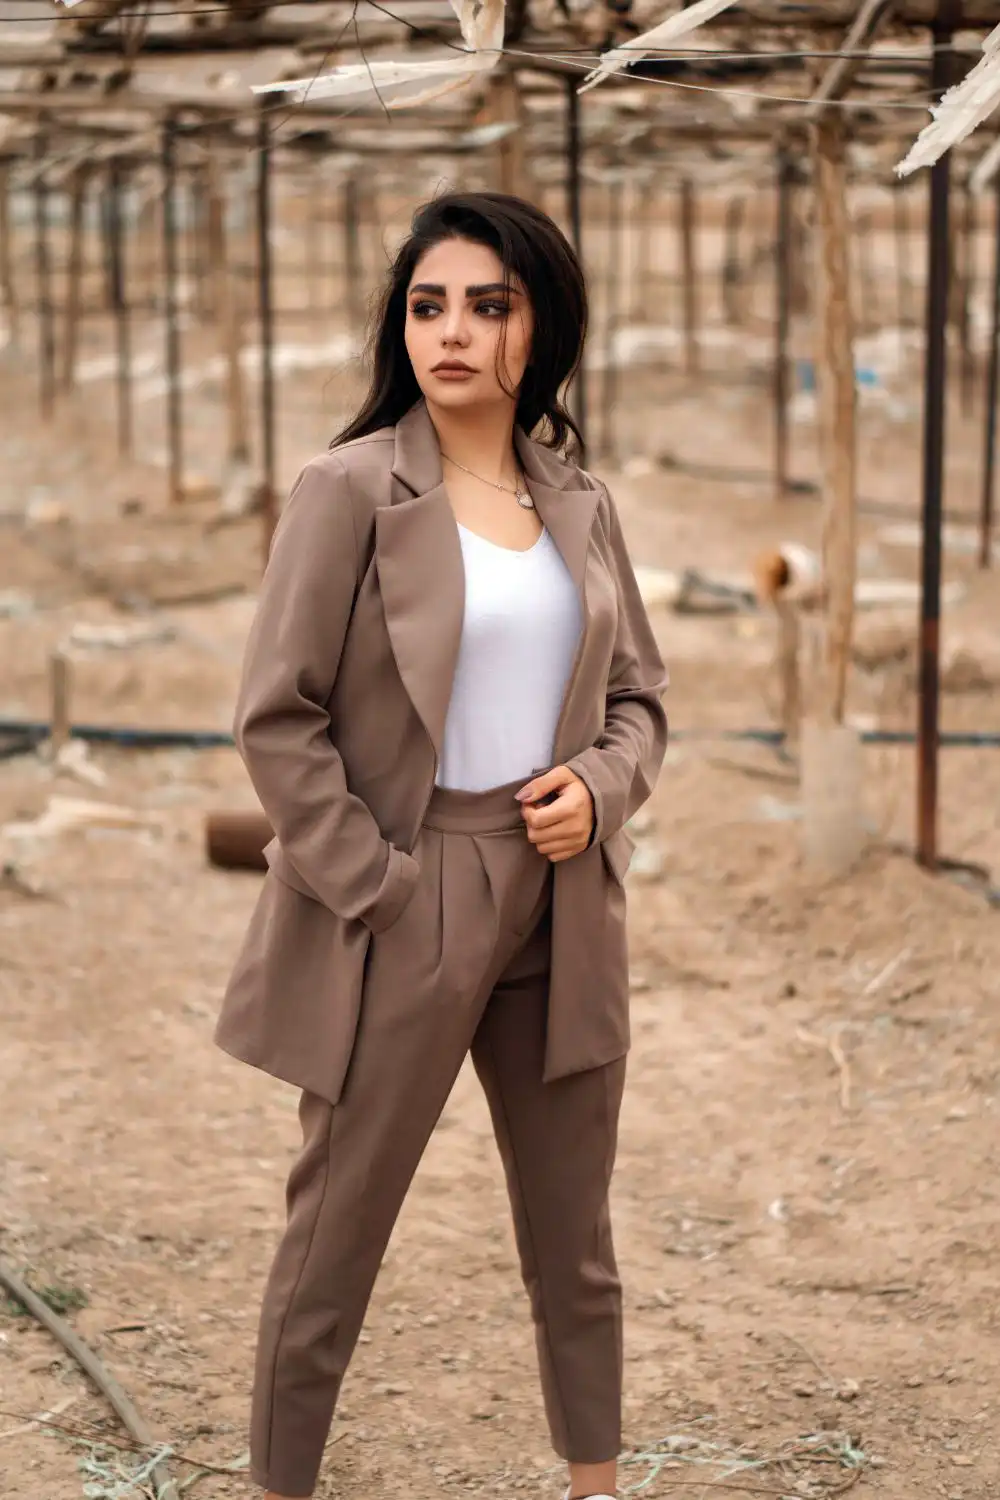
[565,488,669,843]
[233,454,419,933]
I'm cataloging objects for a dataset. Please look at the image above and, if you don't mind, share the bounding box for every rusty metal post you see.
[774,148,793,500]
[33,133,55,421]
[980,179,1000,570]
[565,73,587,459]
[162,117,183,504]
[917,0,963,871]
[106,160,132,458]
[256,101,277,558]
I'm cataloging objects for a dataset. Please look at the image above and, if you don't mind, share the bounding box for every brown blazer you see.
[214,400,668,1105]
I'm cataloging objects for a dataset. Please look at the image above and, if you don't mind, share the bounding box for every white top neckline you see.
[456,520,547,558]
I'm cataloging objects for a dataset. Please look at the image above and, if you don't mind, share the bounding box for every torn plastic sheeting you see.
[253,0,502,110]
[580,0,741,95]
[253,54,495,111]
[896,22,1000,178]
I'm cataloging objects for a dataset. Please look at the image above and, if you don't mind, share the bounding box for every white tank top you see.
[434,523,583,793]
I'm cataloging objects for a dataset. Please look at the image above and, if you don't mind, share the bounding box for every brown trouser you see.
[250,780,626,1497]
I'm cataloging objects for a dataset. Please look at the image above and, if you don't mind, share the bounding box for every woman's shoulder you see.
[289,428,395,503]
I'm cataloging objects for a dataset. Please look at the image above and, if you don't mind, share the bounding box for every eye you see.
[409,299,441,318]
[476,299,510,317]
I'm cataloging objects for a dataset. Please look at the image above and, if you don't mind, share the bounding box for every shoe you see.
[563,1492,617,1499]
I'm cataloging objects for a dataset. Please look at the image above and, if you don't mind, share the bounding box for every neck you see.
[425,399,518,482]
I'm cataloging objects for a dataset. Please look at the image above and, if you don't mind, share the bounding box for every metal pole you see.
[107,161,132,459]
[774,149,793,500]
[33,133,55,421]
[565,74,586,458]
[917,0,962,871]
[162,117,183,504]
[980,179,1000,570]
[257,100,277,558]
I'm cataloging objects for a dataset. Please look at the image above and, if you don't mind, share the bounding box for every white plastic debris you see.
[897,23,1000,177]
[254,0,503,111]
[579,0,741,95]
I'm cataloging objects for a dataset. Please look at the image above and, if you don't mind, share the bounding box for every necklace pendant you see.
[515,486,535,511]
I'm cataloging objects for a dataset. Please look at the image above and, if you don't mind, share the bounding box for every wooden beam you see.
[812,114,857,725]
[804,0,897,119]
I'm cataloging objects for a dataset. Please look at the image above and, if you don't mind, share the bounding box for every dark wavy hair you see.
[332,192,587,453]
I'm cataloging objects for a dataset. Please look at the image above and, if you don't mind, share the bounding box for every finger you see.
[522,800,577,831]
[536,835,586,858]
[515,764,573,805]
[527,817,587,846]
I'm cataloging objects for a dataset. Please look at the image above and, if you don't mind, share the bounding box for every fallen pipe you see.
[205,810,270,872]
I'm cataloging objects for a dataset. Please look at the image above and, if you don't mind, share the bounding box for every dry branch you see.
[0,1260,179,1500]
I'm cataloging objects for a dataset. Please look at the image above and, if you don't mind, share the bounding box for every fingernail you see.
[515,788,532,802]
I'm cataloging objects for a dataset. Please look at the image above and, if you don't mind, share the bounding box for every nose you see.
[440,302,471,347]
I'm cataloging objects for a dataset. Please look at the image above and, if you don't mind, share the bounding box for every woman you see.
[215,191,668,1500]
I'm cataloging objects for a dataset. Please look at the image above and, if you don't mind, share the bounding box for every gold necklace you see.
[441,453,535,511]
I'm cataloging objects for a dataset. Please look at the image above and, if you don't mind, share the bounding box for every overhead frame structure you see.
[3,0,1000,875]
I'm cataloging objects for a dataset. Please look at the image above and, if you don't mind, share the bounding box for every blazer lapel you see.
[515,428,600,601]
[377,404,465,762]
[515,428,602,762]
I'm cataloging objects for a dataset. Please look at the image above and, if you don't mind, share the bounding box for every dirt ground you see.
[2,264,1000,1500]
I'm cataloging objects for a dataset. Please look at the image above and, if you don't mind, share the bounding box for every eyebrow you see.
[408,281,520,298]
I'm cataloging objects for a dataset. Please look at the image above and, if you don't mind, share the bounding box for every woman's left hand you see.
[516,766,595,862]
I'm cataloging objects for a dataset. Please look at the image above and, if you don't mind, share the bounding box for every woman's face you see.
[404,236,534,416]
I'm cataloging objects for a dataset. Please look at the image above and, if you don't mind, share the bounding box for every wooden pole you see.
[722,192,745,325]
[812,115,857,725]
[206,147,249,464]
[106,161,133,459]
[565,74,587,455]
[61,166,86,392]
[774,150,793,502]
[0,164,18,351]
[33,134,56,422]
[959,182,977,413]
[979,179,1000,569]
[679,177,698,376]
[161,117,184,505]
[893,181,911,327]
[600,176,624,462]
[256,101,277,558]
[343,171,363,337]
[305,168,320,316]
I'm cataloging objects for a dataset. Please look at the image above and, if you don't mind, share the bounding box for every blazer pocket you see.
[601,826,636,886]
